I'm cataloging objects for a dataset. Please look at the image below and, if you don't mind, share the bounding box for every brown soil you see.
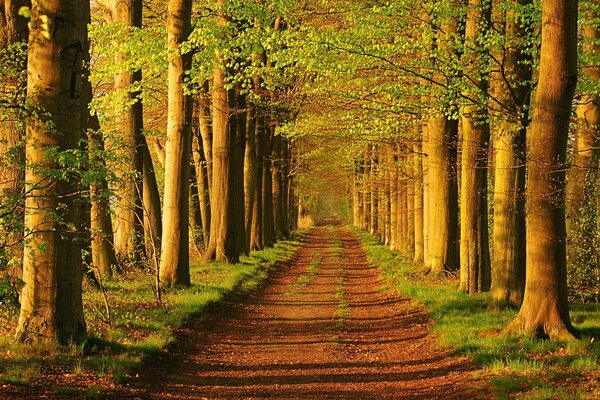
[111,226,489,399]
[2,226,490,399]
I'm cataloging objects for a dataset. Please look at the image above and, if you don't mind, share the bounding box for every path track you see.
[116,226,488,399]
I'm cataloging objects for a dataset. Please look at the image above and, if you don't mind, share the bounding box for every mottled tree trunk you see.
[244,108,257,249]
[507,0,578,340]
[262,124,275,247]
[0,0,29,279]
[490,0,532,306]
[111,0,144,266]
[250,116,264,250]
[16,0,86,343]
[142,136,162,270]
[158,0,193,286]
[414,139,424,261]
[192,128,210,245]
[459,0,491,294]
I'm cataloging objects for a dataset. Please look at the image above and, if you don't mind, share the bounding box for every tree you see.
[110,0,144,266]
[507,0,578,340]
[0,0,28,281]
[158,0,193,286]
[16,0,86,343]
[459,0,491,294]
[489,0,532,306]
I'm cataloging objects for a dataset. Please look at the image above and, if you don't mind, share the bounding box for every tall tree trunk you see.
[88,115,118,278]
[567,4,600,234]
[281,138,290,237]
[0,0,29,280]
[507,0,578,340]
[490,0,532,306]
[141,135,162,271]
[244,108,257,249]
[250,116,264,250]
[459,0,491,294]
[16,0,86,343]
[427,116,459,273]
[425,5,462,274]
[192,128,210,245]
[370,146,378,235]
[262,124,275,247]
[414,139,424,261]
[390,150,399,250]
[111,0,144,266]
[272,135,283,239]
[406,147,415,255]
[227,88,246,257]
[363,149,371,231]
[159,0,193,286]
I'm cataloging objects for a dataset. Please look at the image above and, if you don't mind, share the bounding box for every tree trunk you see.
[414,139,424,261]
[567,4,600,234]
[159,0,193,286]
[16,0,86,343]
[407,147,415,255]
[250,115,264,250]
[262,123,275,247]
[490,0,532,306]
[370,146,378,235]
[427,117,459,274]
[192,127,210,245]
[507,0,578,340]
[459,0,491,294]
[141,135,162,271]
[244,108,257,249]
[0,0,29,280]
[272,135,283,239]
[227,88,246,257]
[111,0,144,267]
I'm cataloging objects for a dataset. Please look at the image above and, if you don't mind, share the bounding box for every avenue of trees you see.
[0,0,597,345]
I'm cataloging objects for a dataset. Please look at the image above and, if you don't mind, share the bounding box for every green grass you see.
[350,226,600,400]
[0,233,303,387]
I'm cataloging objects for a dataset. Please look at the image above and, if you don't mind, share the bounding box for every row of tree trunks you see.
[352,0,578,341]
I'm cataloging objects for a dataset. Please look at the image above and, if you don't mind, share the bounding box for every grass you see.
[350,226,600,400]
[0,233,303,388]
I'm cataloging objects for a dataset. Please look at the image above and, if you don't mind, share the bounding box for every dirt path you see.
[112,226,489,399]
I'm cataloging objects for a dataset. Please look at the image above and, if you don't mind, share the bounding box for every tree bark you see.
[414,139,424,261]
[490,0,532,306]
[0,0,29,281]
[159,0,193,286]
[507,0,578,340]
[111,0,144,267]
[16,0,86,343]
[459,0,491,294]
[141,135,162,271]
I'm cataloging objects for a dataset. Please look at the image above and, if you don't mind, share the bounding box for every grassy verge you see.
[0,233,303,387]
[350,226,600,400]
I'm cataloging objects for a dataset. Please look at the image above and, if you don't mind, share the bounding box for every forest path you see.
[115,225,489,399]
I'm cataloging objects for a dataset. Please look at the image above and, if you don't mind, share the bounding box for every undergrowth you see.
[350,226,600,400]
[0,233,303,387]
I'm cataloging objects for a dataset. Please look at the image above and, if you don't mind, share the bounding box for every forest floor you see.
[104,225,488,399]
